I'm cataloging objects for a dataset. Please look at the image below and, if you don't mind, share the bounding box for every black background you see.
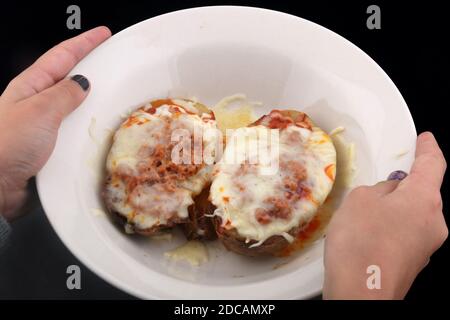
[0,0,448,300]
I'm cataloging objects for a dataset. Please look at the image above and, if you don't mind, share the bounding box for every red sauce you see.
[224,219,232,230]
[145,99,174,114]
[297,216,321,242]
[276,215,322,257]
[255,208,272,225]
[251,110,312,130]
[123,116,149,127]
[150,98,174,109]
[267,113,294,129]
[293,112,312,130]
[147,98,207,116]
[324,164,335,181]
[145,106,157,114]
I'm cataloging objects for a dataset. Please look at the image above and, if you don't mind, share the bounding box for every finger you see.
[19,75,90,122]
[2,26,111,103]
[371,180,401,195]
[403,132,447,191]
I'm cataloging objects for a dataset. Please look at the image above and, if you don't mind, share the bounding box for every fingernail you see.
[387,170,408,181]
[419,131,434,140]
[70,74,90,91]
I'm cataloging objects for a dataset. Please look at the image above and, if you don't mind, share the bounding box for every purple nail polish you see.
[387,170,408,181]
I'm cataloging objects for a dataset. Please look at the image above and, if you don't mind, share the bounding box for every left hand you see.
[0,26,111,220]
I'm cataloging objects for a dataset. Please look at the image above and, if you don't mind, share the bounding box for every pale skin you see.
[0,27,447,299]
[0,26,111,220]
[324,131,448,299]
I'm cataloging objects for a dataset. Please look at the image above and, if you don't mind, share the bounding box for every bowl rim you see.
[36,5,416,300]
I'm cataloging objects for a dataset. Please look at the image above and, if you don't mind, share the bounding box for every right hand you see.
[323,132,447,299]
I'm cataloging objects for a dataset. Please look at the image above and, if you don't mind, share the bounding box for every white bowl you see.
[36,6,416,299]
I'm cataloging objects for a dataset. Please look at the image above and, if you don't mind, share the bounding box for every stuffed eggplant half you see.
[103,99,219,236]
[209,110,336,256]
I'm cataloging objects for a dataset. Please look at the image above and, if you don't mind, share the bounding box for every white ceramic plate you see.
[36,6,416,299]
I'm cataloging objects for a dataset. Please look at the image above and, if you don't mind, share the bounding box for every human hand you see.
[0,26,111,220]
[323,132,447,299]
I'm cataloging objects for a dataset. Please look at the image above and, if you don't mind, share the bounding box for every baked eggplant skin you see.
[213,217,304,257]
[182,185,217,241]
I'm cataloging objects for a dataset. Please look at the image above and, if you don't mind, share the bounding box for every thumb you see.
[371,180,401,195]
[406,132,446,191]
[21,74,90,122]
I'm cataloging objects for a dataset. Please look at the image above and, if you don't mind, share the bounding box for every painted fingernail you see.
[387,170,408,181]
[70,74,90,91]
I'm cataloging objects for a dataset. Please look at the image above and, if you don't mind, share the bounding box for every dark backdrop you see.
[0,0,448,299]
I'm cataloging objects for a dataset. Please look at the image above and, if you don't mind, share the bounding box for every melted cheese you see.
[105,100,219,230]
[213,94,258,133]
[329,128,356,188]
[150,233,173,241]
[90,208,106,217]
[210,123,336,246]
[164,240,209,266]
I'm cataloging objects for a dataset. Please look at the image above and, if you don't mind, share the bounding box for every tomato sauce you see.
[277,215,322,257]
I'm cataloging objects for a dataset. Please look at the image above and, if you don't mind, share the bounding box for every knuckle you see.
[59,82,79,102]
[52,43,78,65]
[434,151,445,165]
[349,185,371,198]
[428,151,446,169]
[442,153,447,171]
[434,221,448,249]
[33,91,65,122]
[7,77,19,89]
[442,225,449,243]
[441,224,449,242]
[57,81,84,107]
[36,91,53,107]
[428,192,443,211]
[417,189,442,212]
[51,44,68,57]
[6,76,24,94]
